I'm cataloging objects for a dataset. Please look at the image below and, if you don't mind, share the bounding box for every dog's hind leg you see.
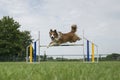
[72,34,82,42]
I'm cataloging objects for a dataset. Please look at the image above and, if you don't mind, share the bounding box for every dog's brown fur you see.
[49,24,81,47]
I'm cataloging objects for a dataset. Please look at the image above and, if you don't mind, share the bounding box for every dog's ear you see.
[50,29,52,32]
[49,29,52,34]
[54,29,57,33]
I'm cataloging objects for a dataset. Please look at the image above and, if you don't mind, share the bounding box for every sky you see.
[0,0,120,57]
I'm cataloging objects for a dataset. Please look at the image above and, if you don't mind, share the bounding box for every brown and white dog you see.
[48,24,81,47]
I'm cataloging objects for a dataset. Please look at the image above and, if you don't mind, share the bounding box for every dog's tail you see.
[71,24,77,33]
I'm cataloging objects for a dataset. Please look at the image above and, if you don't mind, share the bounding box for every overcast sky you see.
[0,0,120,56]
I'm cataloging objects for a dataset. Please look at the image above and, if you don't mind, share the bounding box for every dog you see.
[48,24,81,47]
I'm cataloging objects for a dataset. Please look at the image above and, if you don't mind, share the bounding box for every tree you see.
[43,53,47,61]
[106,53,120,61]
[0,16,33,60]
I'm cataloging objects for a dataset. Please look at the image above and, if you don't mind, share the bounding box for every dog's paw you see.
[47,46,49,48]
[78,37,82,40]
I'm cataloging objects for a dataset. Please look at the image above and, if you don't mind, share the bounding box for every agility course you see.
[26,31,99,63]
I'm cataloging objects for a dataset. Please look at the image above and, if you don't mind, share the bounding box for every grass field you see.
[0,61,119,80]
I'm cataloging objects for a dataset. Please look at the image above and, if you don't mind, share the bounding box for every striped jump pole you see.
[92,43,95,62]
[86,39,95,62]
[34,42,37,62]
[26,31,40,63]
[87,40,90,61]
[26,42,37,63]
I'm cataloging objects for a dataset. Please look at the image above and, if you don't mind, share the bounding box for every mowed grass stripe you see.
[0,62,119,80]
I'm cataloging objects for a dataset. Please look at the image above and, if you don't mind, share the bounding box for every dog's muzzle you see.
[50,34,55,40]
[51,36,54,40]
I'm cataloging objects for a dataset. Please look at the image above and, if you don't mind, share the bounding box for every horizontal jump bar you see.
[39,54,99,56]
[40,44,84,47]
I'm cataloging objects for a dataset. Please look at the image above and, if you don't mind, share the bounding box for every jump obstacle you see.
[26,31,40,63]
[26,42,37,63]
[26,31,99,63]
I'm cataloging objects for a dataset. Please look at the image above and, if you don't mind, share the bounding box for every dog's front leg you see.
[47,42,52,48]
[47,42,60,48]
[47,42,56,48]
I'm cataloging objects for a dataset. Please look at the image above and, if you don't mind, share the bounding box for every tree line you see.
[41,53,120,61]
[0,16,33,61]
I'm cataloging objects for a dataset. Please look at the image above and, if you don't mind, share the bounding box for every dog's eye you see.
[50,33,52,35]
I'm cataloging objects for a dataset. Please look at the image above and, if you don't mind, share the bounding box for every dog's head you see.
[71,24,77,33]
[49,29,58,41]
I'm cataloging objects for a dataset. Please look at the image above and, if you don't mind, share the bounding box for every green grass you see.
[0,61,119,80]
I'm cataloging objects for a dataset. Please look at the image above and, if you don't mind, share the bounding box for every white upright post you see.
[96,45,99,63]
[82,30,85,62]
[38,31,40,62]
[26,45,29,62]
